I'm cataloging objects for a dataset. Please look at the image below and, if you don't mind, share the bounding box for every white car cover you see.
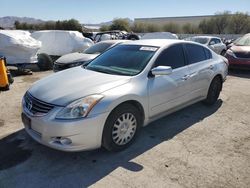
[0,30,41,65]
[141,32,178,40]
[31,30,94,56]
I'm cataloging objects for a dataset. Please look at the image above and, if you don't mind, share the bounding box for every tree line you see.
[14,19,83,32]
[101,11,250,34]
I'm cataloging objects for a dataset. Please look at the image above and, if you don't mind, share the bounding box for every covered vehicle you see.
[53,40,126,72]
[31,30,94,56]
[225,33,250,69]
[0,30,41,66]
[185,36,227,55]
[31,30,94,70]
[141,32,178,40]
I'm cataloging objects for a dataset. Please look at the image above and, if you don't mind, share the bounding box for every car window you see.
[204,47,212,59]
[209,38,216,45]
[214,38,221,44]
[154,44,185,69]
[185,43,207,64]
[84,42,114,54]
[190,37,209,44]
[234,35,250,46]
[86,45,158,76]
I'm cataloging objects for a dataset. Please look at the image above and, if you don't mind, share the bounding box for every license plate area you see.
[21,113,31,129]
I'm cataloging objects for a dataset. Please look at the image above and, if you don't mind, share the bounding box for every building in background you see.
[134,15,215,26]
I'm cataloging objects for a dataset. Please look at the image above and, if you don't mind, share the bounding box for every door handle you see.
[208,65,214,70]
[181,75,190,81]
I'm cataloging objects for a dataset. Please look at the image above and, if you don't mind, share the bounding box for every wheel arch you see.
[108,100,145,124]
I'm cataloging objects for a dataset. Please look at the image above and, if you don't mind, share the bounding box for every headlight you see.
[55,94,104,119]
[226,49,236,58]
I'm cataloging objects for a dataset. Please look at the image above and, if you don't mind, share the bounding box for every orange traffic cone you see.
[0,56,10,91]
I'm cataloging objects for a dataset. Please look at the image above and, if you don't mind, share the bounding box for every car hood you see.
[28,67,131,106]
[56,52,99,64]
[231,45,250,52]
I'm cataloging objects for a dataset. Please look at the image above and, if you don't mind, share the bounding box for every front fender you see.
[88,81,149,122]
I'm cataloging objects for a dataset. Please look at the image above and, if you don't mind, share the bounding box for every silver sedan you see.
[185,36,227,55]
[21,39,228,152]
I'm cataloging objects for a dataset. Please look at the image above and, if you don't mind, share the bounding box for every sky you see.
[0,0,249,24]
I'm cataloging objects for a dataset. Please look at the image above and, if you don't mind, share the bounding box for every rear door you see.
[148,43,191,118]
[184,43,214,99]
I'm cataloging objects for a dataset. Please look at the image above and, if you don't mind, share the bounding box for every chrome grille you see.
[24,92,54,116]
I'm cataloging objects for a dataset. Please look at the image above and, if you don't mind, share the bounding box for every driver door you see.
[148,44,191,118]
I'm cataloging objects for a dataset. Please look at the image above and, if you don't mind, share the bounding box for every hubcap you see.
[112,113,137,145]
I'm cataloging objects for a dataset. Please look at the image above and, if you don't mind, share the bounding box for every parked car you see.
[225,33,250,69]
[141,32,178,40]
[53,40,126,72]
[31,30,94,70]
[93,30,140,42]
[185,36,227,55]
[21,39,228,152]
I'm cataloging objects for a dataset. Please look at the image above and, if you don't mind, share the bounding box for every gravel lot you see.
[0,70,250,188]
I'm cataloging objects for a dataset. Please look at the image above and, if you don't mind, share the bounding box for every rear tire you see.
[203,76,222,105]
[102,103,142,151]
[37,53,53,71]
[127,34,140,40]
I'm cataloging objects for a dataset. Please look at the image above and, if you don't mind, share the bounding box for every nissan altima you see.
[21,39,228,152]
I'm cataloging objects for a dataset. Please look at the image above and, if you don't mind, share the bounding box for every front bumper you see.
[225,54,250,70]
[53,62,84,72]
[22,105,109,152]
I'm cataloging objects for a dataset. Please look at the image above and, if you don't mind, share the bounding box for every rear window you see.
[191,37,209,44]
[185,43,207,64]
[84,42,113,54]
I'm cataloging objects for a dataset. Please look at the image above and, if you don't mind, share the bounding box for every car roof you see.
[97,40,128,45]
[191,36,221,40]
[120,39,185,48]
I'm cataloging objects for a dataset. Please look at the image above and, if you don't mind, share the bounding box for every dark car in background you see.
[225,34,250,69]
[53,40,126,72]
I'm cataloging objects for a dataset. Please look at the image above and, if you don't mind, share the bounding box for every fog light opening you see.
[52,137,72,145]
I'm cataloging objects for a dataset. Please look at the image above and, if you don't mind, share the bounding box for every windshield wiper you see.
[86,66,115,74]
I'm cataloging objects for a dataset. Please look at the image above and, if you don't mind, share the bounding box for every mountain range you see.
[0,16,133,28]
[0,16,44,28]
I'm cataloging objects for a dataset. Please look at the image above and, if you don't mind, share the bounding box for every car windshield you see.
[85,45,158,76]
[235,35,250,46]
[84,42,114,54]
[191,37,209,44]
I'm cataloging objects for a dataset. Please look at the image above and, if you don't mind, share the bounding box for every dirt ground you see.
[0,69,250,188]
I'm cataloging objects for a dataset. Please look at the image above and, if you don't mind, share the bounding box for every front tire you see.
[37,53,53,71]
[203,76,222,105]
[102,104,142,151]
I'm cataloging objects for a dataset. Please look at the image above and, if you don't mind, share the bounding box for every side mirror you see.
[209,41,215,46]
[151,66,172,76]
